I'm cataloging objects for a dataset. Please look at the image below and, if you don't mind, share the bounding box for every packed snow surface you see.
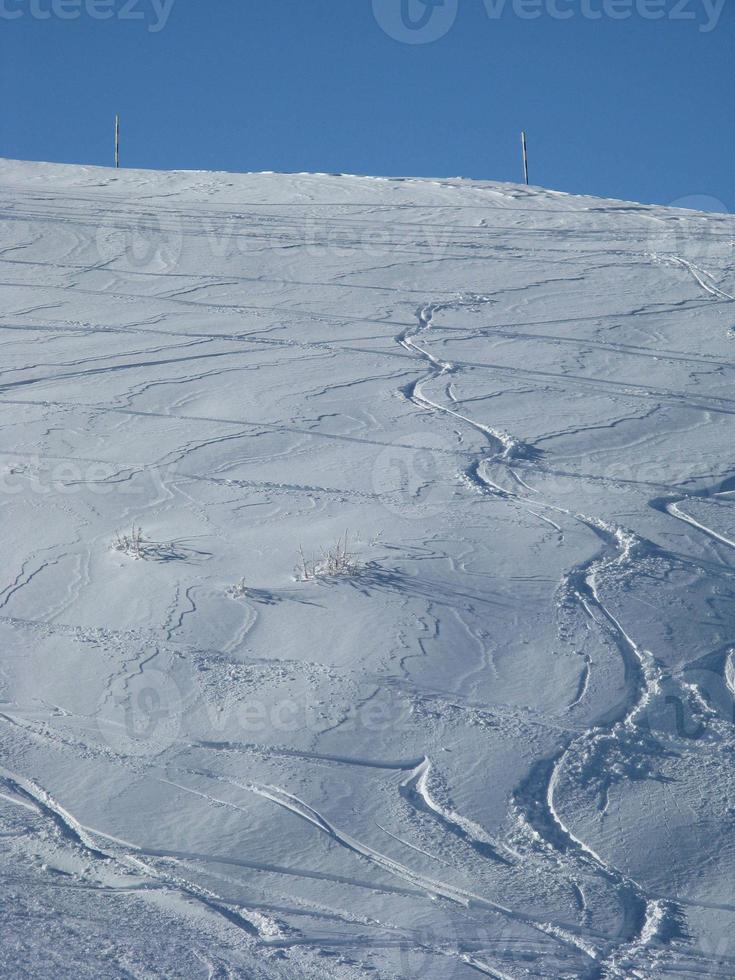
[0,158,734,979]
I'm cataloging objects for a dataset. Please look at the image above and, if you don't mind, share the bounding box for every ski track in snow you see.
[169,772,603,968]
[394,294,686,975]
[1,161,735,977]
[397,298,520,498]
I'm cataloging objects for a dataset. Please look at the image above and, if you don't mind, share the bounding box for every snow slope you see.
[0,158,734,979]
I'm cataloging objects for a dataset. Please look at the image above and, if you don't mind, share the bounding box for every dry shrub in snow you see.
[112,525,181,562]
[112,525,146,560]
[295,532,360,582]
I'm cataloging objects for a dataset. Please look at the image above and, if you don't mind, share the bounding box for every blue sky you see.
[1,0,732,208]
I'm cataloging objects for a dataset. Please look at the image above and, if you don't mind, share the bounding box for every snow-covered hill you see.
[0,158,734,979]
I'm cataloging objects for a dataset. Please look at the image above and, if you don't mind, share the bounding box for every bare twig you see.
[295,531,360,581]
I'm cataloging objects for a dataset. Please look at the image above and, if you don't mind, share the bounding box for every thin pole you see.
[115,114,120,169]
[521,131,529,186]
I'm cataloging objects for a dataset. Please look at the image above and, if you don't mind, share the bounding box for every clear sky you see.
[1,0,732,208]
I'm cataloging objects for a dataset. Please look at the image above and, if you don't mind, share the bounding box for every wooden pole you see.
[521,131,529,186]
[115,114,120,169]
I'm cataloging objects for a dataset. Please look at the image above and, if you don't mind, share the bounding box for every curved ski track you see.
[3,172,735,978]
[391,294,735,977]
